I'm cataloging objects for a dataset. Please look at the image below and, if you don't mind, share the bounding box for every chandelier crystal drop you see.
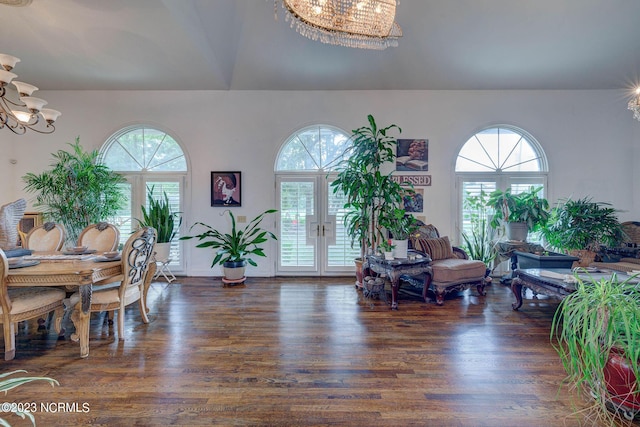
[0,53,61,135]
[628,87,640,122]
[278,0,402,50]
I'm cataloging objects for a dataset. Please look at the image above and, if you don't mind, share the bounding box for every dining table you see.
[5,251,156,358]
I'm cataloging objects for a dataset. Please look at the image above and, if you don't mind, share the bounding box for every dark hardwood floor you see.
[0,277,613,426]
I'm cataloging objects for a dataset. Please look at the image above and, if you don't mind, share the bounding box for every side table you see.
[495,241,544,284]
[365,251,432,310]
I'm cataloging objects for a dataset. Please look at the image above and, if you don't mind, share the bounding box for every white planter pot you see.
[222,260,247,281]
[506,222,528,242]
[154,242,171,263]
[392,239,409,259]
[384,251,394,260]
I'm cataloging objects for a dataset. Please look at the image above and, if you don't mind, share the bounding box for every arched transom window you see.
[276,124,350,172]
[101,126,188,273]
[455,125,548,244]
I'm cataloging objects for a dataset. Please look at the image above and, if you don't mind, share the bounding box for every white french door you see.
[113,174,185,274]
[276,174,360,275]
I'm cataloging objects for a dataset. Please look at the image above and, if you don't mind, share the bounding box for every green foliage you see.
[0,370,58,426]
[487,186,549,232]
[551,273,640,424]
[22,138,126,244]
[461,189,498,267]
[331,114,409,257]
[542,197,625,252]
[378,207,418,240]
[378,239,395,252]
[136,187,181,243]
[181,209,277,267]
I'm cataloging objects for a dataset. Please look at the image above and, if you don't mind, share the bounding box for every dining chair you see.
[0,250,66,360]
[24,222,66,252]
[77,222,120,252]
[0,198,26,251]
[70,226,156,340]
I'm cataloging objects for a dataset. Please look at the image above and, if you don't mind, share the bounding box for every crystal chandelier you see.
[628,87,640,122]
[0,53,61,135]
[278,0,402,50]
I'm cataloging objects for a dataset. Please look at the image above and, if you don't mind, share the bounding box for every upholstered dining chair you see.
[77,222,120,252]
[70,226,156,340]
[0,249,66,360]
[24,222,66,252]
[0,198,26,251]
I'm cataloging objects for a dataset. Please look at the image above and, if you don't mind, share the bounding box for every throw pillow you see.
[416,236,454,260]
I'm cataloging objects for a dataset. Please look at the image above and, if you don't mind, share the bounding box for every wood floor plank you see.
[0,277,608,426]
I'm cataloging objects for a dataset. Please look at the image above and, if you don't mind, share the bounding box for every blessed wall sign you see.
[391,175,432,186]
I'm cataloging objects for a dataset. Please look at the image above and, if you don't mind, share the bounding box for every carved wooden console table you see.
[511,268,640,311]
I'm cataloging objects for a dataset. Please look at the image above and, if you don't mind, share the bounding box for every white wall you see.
[0,89,637,276]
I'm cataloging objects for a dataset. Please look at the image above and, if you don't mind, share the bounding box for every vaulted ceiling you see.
[2,0,640,91]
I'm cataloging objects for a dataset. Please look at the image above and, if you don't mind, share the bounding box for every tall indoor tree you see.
[23,137,126,245]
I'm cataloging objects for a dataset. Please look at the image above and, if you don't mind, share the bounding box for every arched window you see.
[102,126,188,273]
[275,124,358,275]
[455,125,548,243]
[276,124,350,172]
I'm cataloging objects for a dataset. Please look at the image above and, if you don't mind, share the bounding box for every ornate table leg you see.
[389,270,401,310]
[511,277,524,310]
[70,283,92,358]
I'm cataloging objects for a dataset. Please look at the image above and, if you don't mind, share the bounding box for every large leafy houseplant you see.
[542,197,625,253]
[551,273,640,424]
[378,207,418,240]
[331,114,409,259]
[22,138,126,245]
[487,186,549,232]
[181,209,277,269]
[136,187,181,244]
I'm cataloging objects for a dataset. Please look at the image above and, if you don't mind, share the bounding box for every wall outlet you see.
[237,215,247,223]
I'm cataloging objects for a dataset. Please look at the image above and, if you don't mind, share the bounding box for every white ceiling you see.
[2,0,640,91]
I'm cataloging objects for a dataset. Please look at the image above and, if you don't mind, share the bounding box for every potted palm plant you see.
[135,187,181,263]
[552,273,640,423]
[542,197,625,267]
[487,186,550,241]
[22,138,126,245]
[331,114,408,286]
[180,209,277,284]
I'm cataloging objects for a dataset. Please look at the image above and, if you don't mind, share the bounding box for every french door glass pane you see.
[461,181,497,238]
[280,181,315,267]
[112,182,132,249]
[146,181,182,265]
[327,182,360,267]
